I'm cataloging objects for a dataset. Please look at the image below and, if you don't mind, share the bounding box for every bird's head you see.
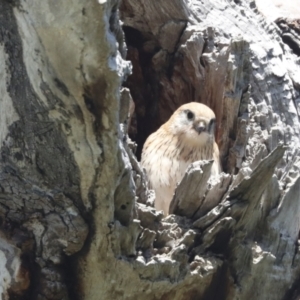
[166,102,216,147]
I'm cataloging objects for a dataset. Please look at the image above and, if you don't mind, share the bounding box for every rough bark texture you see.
[0,0,300,299]
[276,18,300,57]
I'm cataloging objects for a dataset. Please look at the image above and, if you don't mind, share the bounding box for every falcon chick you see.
[141,102,221,215]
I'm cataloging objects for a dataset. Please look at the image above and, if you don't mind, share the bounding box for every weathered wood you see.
[120,0,300,298]
[169,160,213,217]
[276,18,300,56]
[0,0,300,299]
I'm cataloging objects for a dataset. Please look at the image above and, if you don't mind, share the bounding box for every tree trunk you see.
[0,0,300,299]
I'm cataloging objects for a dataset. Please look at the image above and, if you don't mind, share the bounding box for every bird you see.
[141,102,221,215]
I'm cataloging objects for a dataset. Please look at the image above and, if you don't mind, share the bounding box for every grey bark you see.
[0,0,300,299]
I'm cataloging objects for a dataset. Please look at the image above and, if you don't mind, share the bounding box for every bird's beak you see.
[194,121,206,135]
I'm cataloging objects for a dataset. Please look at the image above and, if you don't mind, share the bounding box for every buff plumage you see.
[141,102,221,215]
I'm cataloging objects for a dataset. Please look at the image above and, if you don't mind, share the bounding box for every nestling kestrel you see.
[141,102,221,215]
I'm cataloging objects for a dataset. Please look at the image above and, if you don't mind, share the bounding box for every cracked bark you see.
[0,0,300,299]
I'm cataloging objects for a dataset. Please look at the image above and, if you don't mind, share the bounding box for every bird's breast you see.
[141,130,215,193]
[178,143,214,162]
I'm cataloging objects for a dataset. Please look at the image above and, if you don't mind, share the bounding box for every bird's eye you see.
[186,110,194,120]
[209,118,216,126]
[208,118,216,132]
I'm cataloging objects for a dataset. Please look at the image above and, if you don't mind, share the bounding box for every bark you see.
[0,0,300,299]
[276,19,300,56]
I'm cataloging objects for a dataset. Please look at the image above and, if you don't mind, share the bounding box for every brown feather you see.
[141,102,221,215]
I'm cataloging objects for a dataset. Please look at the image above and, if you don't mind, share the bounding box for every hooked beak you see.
[194,122,206,135]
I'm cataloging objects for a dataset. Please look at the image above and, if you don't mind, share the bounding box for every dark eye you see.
[186,110,194,120]
[208,118,216,132]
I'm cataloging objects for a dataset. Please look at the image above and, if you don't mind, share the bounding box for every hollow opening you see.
[120,3,249,173]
